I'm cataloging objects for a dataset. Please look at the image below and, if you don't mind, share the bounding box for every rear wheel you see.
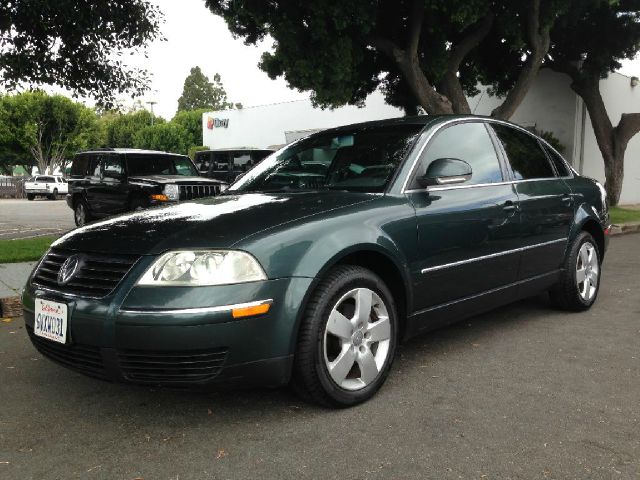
[27,194,34,201]
[74,199,93,227]
[550,231,601,311]
[48,188,58,200]
[292,265,398,407]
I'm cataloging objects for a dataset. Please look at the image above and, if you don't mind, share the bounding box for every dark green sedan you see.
[23,115,610,407]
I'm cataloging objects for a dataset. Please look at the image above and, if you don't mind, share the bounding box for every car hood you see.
[53,192,376,255]
[128,175,225,185]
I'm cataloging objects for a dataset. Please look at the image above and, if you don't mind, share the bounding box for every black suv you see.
[194,148,273,183]
[66,148,226,226]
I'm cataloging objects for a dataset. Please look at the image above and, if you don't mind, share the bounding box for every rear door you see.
[490,123,573,281]
[407,120,522,316]
[99,154,128,214]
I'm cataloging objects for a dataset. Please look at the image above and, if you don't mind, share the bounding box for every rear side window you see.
[415,122,503,187]
[492,125,555,180]
[102,155,124,179]
[543,144,571,177]
[71,155,89,177]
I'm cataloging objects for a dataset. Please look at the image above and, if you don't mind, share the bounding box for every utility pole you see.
[146,101,157,125]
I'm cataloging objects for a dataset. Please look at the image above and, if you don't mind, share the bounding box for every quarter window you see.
[492,125,555,180]
[414,122,503,187]
[543,144,571,177]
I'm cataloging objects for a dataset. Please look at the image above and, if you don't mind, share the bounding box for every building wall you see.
[202,90,404,149]
[578,72,640,205]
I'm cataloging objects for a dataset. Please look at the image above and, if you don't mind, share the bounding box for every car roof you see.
[195,148,274,153]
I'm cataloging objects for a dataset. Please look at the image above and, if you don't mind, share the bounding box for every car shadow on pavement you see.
[14,293,560,423]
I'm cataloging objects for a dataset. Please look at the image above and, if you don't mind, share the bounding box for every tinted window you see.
[194,151,212,173]
[126,154,198,177]
[414,122,503,186]
[71,155,89,177]
[492,125,555,180]
[102,156,124,179]
[88,155,102,178]
[543,144,571,177]
[39,176,54,182]
[231,125,422,193]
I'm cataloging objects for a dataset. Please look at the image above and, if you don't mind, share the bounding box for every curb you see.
[609,222,640,236]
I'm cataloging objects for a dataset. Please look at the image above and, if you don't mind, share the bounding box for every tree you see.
[0,91,102,174]
[134,123,191,155]
[0,1,162,108]
[205,0,568,119]
[102,110,164,148]
[172,109,209,147]
[176,67,233,112]
[544,1,640,205]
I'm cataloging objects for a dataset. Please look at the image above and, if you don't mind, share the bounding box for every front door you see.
[407,121,522,319]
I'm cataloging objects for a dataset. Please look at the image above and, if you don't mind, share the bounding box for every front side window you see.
[413,122,503,187]
[126,154,199,177]
[492,125,555,180]
[231,125,422,193]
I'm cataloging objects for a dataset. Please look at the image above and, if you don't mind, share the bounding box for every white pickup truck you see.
[24,175,68,200]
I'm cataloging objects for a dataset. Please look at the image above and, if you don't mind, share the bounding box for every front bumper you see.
[23,262,313,389]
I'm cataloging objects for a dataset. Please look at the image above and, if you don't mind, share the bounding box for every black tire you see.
[129,197,147,212]
[27,194,34,201]
[50,188,58,200]
[292,265,398,407]
[74,198,93,227]
[550,231,601,311]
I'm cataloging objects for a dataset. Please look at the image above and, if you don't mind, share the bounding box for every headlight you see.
[163,184,179,201]
[138,250,267,286]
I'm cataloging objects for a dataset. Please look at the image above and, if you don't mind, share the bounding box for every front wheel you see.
[292,265,398,407]
[550,231,601,311]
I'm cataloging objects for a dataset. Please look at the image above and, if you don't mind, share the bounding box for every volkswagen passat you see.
[24,116,610,407]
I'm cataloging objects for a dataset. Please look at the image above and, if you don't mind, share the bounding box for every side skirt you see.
[404,270,561,340]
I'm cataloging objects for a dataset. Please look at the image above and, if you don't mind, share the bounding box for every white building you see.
[203,70,640,204]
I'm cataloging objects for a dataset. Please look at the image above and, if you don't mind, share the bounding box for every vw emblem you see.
[57,255,82,286]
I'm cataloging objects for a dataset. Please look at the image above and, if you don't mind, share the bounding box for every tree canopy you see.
[177,67,233,112]
[0,0,163,108]
[205,0,572,118]
[0,91,102,174]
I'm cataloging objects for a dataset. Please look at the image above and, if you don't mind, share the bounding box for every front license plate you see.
[34,298,68,344]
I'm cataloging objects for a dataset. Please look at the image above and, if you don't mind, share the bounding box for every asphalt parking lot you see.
[0,234,639,479]
[0,199,75,240]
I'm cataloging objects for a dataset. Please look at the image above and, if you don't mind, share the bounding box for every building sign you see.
[207,117,229,129]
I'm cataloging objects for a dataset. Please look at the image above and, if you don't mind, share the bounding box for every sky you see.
[129,0,305,119]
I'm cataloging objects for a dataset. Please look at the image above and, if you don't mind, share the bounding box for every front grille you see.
[179,184,221,201]
[32,249,139,297]
[118,348,228,383]
[27,326,106,379]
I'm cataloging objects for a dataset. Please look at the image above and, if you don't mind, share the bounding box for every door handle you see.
[561,194,573,204]
[503,201,519,212]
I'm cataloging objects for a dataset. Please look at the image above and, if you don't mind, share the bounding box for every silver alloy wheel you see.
[75,204,85,226]
[323,287,391,391]
[576,241,599,302]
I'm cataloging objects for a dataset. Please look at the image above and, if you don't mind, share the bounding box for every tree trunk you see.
[571,76,640,206]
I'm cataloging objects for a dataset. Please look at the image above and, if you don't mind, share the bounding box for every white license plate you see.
[34,298,68,344]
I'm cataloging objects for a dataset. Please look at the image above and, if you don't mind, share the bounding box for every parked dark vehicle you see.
[194,148,273,183]
[25,116,610,407]
[66,148,226,226]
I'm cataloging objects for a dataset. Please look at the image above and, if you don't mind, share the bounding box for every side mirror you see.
[419,158,472,187]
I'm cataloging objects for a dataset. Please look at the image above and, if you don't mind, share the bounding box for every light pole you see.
[146,101,157,125]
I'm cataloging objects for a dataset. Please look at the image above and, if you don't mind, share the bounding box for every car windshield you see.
[229,124,422,193]
[126,154,199,177]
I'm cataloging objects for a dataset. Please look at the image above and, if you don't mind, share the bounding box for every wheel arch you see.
[570,203,606,260]
[288,243,413,356]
